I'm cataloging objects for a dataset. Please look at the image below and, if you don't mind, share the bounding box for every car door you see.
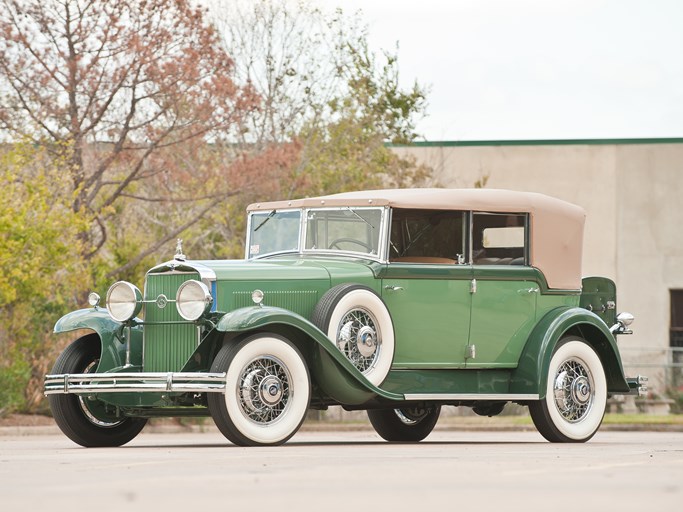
[381,208,471,369]
[467,212,538,368]
[382,265,472,368]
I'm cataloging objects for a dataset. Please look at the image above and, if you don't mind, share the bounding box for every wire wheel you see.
[208,333,310,446]
[336,307,381,373]
[552,358,595,423]
[238,356,291,425]
[529,337,607,443]
[312,284,395,386]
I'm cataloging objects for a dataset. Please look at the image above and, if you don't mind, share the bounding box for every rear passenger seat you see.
[473,256,526,265]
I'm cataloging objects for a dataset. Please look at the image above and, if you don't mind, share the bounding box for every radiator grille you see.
[143,271,199,372]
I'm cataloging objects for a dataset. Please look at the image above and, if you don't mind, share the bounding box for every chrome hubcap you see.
[239,356,290,424]
[259,376,283,406]
[553,358,594,422]
[356,325,377,358]
[337,308,380,372]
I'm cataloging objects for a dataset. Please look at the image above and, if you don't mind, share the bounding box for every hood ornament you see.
[175,239,186,261]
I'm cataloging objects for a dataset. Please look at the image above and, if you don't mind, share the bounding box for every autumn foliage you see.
[0,0,432,414]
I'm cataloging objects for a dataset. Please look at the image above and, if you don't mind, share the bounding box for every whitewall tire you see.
[207,334,310,446]
[312,284,394,386]
[529,337,607,443]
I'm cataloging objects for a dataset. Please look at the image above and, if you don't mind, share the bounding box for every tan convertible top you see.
[248,189,586,290]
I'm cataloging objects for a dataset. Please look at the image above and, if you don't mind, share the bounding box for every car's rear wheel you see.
[48,335,147,447]
[312,284,394,386]
[208,333,310,446]
[529,337,607,443]
[367,405,441,442]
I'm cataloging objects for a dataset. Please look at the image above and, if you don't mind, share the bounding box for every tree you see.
[291,35,432,196]
[212,0,428,146]
[206,0,434,250]
[0,0,256,271]
[0,143,90,413]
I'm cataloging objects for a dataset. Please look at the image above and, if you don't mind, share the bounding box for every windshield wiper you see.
[253,210,276,232]
[346,207,375,229]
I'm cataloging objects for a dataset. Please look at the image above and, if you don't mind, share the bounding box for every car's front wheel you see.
[367,406,441,442]
[528,337,607,443]
[208,333,311,446]
[47,335,147,447]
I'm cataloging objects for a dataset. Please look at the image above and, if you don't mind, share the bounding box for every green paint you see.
[382,265,471,368]
[468,277,537,368]
[144,271,200,372]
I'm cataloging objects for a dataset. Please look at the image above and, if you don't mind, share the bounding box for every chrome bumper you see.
[44,372,227,395]
[625,375,648,396]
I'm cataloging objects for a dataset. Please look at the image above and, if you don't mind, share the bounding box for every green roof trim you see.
[388,138,683,148]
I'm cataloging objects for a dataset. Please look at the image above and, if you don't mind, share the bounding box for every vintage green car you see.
[45,188,645,446]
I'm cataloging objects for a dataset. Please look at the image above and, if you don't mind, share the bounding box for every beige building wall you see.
[391,140,683,390]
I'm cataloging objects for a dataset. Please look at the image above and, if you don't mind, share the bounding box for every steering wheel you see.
[328,238,372,251]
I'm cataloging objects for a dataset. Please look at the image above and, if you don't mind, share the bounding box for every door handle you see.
[519,287,539,294]
[384,285,404,292]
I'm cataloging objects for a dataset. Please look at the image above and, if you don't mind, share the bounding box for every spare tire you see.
[312,284,394,386]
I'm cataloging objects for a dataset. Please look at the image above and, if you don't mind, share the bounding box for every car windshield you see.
[246,207,384,259]
[305,207,383,256]
[247,210,301,258]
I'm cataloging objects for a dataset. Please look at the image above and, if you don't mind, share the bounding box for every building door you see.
[671,290,683,389]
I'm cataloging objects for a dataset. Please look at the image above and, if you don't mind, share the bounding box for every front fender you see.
[54,308,121,336]
[53,308,136,372]
[510,307,630,397]
[216,306,402,404]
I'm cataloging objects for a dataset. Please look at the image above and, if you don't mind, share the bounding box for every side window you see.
[472,212,528,265]
[389,209,466,264]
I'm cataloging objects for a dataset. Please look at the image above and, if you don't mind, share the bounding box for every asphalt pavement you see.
[1,429,681,512]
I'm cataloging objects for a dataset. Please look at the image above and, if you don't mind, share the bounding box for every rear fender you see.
[216,306,402,405]
[510,307,630,397]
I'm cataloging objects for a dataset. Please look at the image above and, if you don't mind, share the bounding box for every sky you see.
[315,0,683,141]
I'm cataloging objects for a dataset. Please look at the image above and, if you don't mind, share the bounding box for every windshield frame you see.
[245,206,389,261]
[244,208,303,259]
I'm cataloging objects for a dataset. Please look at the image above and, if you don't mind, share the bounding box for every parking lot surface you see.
[1,429,681,511]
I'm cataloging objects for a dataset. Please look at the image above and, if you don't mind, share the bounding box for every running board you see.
[403,393,539,401]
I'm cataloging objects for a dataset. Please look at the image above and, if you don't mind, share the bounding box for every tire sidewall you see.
[220,335,310,445]
[368,406,441,442]
[544,339,607,441]
[48,335,147,447]
[324,287,394,386]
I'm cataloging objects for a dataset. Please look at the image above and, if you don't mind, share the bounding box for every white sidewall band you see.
[325,289,394,386]
[223,336,310,445]
[545,340,607,441]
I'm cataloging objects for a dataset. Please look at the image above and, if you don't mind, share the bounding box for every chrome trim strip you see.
[403,393,539,401]
[44,372,227,395]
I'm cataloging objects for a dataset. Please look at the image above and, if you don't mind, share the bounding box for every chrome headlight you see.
[176,280,213,321]
[106,281,142,322]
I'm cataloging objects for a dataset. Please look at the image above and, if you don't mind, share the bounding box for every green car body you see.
[45,188,644,446]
